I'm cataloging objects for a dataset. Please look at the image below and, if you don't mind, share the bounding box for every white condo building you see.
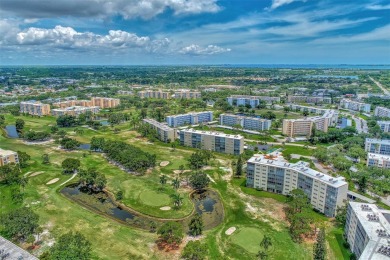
[246,153,348,217]
[345,202,390,259]
[219,114,271,131]
[166,111,213,127]
[377,121,390,133]
[367,153,390,169]
[365,138,390,156]
[375,106,390,118]
[227,95,280,108]
[340,99,371,113]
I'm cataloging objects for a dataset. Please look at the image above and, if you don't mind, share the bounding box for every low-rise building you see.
[0,148,19,166]
[227,95,280,108]
[0,236,38,260]
[367,153,390,169]
[219,114,271,131]
[377,121,390,133]
[20,101,51,116]
[374,106,390,118]
[53,100,92,108]
[179,128,244,155]
[166,111,213,127]
[246,153,348,217]
[138,90,171,99]
[287,96,331,104]
[365,138,390,156]
[340,118,352,129]
[142,118,176,143]
[340,99,371,113]
[51,106,100,117]
[91,97,120,108]
[174,91,201,99]
[345,202,390,259]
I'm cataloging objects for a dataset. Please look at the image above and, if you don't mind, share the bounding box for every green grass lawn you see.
[230,227,265,254]
[327,227,352,260]
[231,178,287,203]
[138,190,171,207]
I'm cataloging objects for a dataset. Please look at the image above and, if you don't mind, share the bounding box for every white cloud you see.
[179,44,231,55]
[366,4,390,10]
[269,0,307,10]
[0,0,221,20]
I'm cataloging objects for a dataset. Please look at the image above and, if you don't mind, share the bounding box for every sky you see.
[0,0,389,65]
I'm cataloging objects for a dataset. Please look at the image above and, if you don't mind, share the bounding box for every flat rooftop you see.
[167,111,212,118]
[0,148,17,157]
[0,236,38,260]
[366,138,390,145]
[52,106,99,111]
[143,118,174,131]
[221,114,270,122]
[367,153,390,161]
[377,121,390,125]
[180,128,244,139]
[247,153,347,188]
[349,202,390,260]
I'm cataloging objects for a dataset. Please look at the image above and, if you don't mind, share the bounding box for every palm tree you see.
[159,175,167,189]
[256,251,268,260]
[260,235,272,251]
[171,193,183,208]
[75,128,84,136]
[172,177,180,190]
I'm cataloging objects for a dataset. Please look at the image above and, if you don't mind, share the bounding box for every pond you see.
[61,184,224,230]
[78,143,91,150]
[5,125,19,138]
[100,120,109,126]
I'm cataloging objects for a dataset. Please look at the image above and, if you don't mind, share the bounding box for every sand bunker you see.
[173,169,191,174]
[160,161,170,167]
[29,171,44,177]
[160,206,171,211]
[225,227,236,235]
[46,178,60,185]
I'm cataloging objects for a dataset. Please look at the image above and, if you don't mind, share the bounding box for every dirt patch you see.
[29,171,44,177]
[23,139,54,145]
[160,206,171,211]
[225,227,236,235]
[160,161,170,167]
[173,170,191,174]
[46,178,60,185]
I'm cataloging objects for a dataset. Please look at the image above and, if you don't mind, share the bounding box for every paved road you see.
[352,115,368,134]
[367,191,390,207]
[290,154,330,173]
[369,76,390,95]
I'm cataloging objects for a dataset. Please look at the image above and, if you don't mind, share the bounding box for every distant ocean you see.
[216,64,390,70]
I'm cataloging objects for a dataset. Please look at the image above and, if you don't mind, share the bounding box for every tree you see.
[56,115,78,127]
[256,251,268,260]
[90,137,105,151]
[335,204,347,227]
[313,228,326,260]
[61,158,81,174]
[17,151,31,168]
[171,193,183,209]
[149,221,157,233]
[358,176,367,193]
[0,207,39,240]
[303,110,309,117]
[160,174,167,189]
[157,221,184,245]
[189,172,210,191]
[50,125,59,133]
[235,156,243,177]
[79,168,107,192]
[42,153,50,164]
[172,177,180,190]
[260,235,272,251]
[15,119,25,133]
[188,213,203,236]
[181,241,208,260]
[116,190,123,201]
[27,234,35,248]
[48,232,92,260]
[60,137,80,150]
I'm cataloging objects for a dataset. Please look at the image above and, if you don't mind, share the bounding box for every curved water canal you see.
[5,125,19,138]
[61,184,224,230]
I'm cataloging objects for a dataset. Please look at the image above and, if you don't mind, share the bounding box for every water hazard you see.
[5,125,19,138]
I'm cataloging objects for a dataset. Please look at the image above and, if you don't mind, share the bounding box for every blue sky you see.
[0,0,389,65]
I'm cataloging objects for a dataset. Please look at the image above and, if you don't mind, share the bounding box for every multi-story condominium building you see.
[340,118,352,129]
[367,153,390,169]
[179,129,244,155]
[340,99,371,113]
[20,101,51,116]
[220,114,271,131]
[377,121,390,133]
[289,104,328,115]
[282,119,313,137]
[174,91,201,99]
[365,138,390,155]
[282,109,338,137]
[166,111,213,127]
[227,95,280,108]
[51,106,100,117]
[53,100,92,108]
[345,202,390,259]
[0,148,19,166]
[91,97,120,108]
[138,90,171,99]
[287,96,331,104]
[246,153,348,217]
[375,106,390,118]
[142,118,176,143]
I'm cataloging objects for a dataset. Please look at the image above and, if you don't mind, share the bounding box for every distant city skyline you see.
[0,0,389,65]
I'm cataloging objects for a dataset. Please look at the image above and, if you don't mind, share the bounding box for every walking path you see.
[244,139,317,149]
[369,76,390,95]
[59,173,77,186]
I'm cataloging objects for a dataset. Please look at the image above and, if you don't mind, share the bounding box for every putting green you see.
[230,227,265,254]
[139,190,171,207]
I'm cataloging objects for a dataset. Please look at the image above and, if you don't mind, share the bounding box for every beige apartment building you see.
[51,106,100,117]
[138,90,171,99]
[91,97,120,108]
[142,118,177,143]
[20,101,51,116]
[53,100,92,108]
[174,91,201,99]
[0,148,19,166]
[282,119,313,137]
[179,129,244,155]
